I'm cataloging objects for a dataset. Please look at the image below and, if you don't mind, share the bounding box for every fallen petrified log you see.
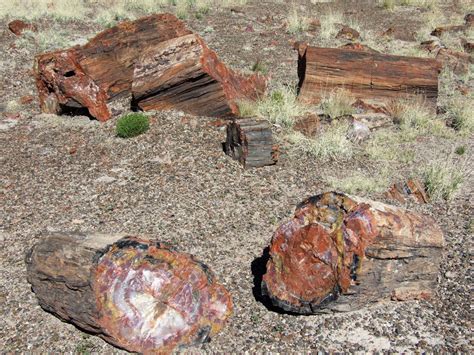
[224,118,278,168]
[262,192,444,314]
[132,34,266,117]
[296,45,441,109]
[34,14,266,121]
[26,233,233,353]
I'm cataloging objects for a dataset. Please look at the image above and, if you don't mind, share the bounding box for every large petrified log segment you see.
[132,34,266,117]
[262,192,444,314]
[26,233,232,353]
[34,14,192,121]
[224,118,278,168]
[297,46,441,109]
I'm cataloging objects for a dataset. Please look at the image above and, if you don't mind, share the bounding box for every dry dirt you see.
[1,0,473,353]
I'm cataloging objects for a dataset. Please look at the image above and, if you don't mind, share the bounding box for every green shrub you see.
[422,158,466,201]
[116,113,150,138]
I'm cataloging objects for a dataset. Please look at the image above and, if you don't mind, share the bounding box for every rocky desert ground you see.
[0,0,473,353]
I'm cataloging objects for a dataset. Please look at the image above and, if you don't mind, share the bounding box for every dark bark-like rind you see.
[262,192,444,314]
[26,233,233,353]
[297,46,441,109]
[224,118,278,168]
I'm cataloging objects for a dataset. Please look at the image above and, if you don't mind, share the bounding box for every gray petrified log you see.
[224,118,278,168]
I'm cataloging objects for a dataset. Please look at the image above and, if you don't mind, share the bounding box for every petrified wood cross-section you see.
[25,233,232,353]
[296,45,441,109]
[262,192,444,314]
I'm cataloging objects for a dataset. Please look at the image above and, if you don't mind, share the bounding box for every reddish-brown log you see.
[262,192,444,314]
[132,34,266,117]
[297,46,442,109]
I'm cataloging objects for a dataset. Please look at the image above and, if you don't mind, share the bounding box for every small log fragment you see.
[224,118,278,168]
[26,233,232,353]
[132,34,266,117]
[385,178,429,204]
[297,46,441,109]
[262,192,444,314]
[8,19,37,35]
[431,24,468,37]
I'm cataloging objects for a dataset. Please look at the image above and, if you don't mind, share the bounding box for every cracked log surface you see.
[34,14,266,121]
[25,233,233,353]
[296,45,441,109]
[262,192,445,314]
[132,34,266,117]
[224,118,278,168]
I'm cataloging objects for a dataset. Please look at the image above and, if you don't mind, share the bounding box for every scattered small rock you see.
[95,175,116,184]
[336,26,360,41]
[293,113,320,137]
[347,119,370,142]
[8,19,37,36]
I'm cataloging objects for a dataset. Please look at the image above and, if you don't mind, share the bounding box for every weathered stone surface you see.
[8,19,37,35]
[293,113,321,137]
[436,48,473,76]
[132,34,266,117]
[336,26,360,40]
[224,118,278,168]
[385,178,429,204]
[262,192,444,314]
[26,233,232,353]
[431,24,468,37]
[383,27,416,42]
[339,43,379,53]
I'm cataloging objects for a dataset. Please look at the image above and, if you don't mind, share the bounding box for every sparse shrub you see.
[326,169,391,195]
[288,121,353,161]
[387,98,450,139]
[422,158,466,201]
[287,8,309,34]
[116,113,150,138]
[320,89,355,119]
[319,10,344,41]
[445,96,474,135]
[455,146,466,155]
[238,85,305,128]
[251,60,268,75]
[365,129,416,163]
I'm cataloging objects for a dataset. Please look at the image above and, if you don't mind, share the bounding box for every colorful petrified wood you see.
[26,234,232,353]
[262,192,444,314]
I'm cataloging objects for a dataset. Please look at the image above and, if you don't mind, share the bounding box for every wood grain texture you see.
[224,118,278,168]
[132,34,266,117]
[297,46,441,108]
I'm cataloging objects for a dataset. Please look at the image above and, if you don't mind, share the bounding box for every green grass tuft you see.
[116,113,150,138]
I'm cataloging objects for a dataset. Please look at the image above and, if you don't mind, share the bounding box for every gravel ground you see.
[1,1,473,353]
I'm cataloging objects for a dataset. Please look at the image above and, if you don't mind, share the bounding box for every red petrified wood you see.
[26,233,233,353]
[34,14,266,121]
[296,45,441,109]
[262,192,444,314]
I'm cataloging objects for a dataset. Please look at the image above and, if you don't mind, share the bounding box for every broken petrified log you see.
[262,192,444,314]
[296,45,441,109]
[224,118,278,168]
[385,178,429,204]
[132,34,266,117]
[34,14,266,121]
[26,233,232,353]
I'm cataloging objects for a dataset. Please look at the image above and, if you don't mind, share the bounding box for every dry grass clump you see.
[318,10,344,42]
[238,86,306,128]
[445,95,474,135]
[387,98,450,139]
[320,89,355,119]
[421,155,469,201]
[365,129,416,163]
[286,7,309,34]
[288,121,353,161]
[326,169,392,195]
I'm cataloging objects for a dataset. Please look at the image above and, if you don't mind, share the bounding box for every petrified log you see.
[26,233,233,353]
[224,118,278,168]
[385,178,429,204]
[262,192,444,314]
[132,34,266,117]
[34,14,265,121]
[296,46,441,109]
